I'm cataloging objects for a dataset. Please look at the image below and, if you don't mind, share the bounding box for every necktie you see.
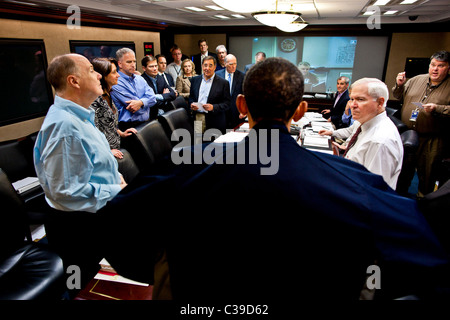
[343,125,362,157]
[227,73,232,93]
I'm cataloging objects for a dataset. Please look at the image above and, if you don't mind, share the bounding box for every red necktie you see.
[343,125,362,157]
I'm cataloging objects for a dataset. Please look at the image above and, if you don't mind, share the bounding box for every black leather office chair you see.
[158,108,194,147]
[124,120,173,173]
[170,95,189,111]
[0,139,35,183]
[0,169,65,300]
[396,129,420,196]
[386,107,408,134]
[116,148,140,184]
[418,179,450,253]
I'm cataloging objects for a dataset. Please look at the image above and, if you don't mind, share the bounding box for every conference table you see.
[216,112,337,156]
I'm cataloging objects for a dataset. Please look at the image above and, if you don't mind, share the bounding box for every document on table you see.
[311,121,333,132]
[303,136,330,148]
[214,131,248,143]
[12,177,40,194]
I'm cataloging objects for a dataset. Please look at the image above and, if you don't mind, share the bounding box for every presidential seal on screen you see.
[280,38,296,52]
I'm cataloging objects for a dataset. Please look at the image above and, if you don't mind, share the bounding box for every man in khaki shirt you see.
[393,50,450,196]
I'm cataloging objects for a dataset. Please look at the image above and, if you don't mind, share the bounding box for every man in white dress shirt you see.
[320,78,403,189]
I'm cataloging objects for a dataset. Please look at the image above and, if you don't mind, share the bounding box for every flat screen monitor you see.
[0,38,53,127]
[404,57,429,79]
[230,35,390,94]
[69,40,136,61]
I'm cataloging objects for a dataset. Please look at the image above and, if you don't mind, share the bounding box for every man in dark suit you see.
[216,54,245,129]
[189,55,231,134]
[155,54,175,88]
[244,51,266,73]
[191,38,218,75]
[141,55,176,119]
[104,58,449,303]
[321,76,350,129]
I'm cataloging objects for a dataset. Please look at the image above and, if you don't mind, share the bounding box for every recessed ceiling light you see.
[373,0,390,5]
[205,5,224,11]
[231,14,246,19]
[363,11,376,16]
[400,0,418,4]
[214,15,230,19]
[185,7,206,12]
[384,10,398,15]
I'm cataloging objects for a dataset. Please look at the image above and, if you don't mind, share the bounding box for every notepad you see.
[303,136,330,148]
[12,177,40,194]
[214,131,248,143]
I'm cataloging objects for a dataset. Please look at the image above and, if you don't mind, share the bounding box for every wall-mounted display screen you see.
[69,40,136,61]
[0,38,53,127]
[230,35,390,93]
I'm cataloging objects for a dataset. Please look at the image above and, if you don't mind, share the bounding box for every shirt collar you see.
[202,73,215,82]
[54,95,95,125]
[361,111,387,132]
[118,70,135,81]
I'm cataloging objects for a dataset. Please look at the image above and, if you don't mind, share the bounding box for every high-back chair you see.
[0,169,65,300]
[158,108,194,147]
[124,120,173,173]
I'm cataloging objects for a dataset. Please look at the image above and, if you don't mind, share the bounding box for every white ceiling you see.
[9,0,450,27]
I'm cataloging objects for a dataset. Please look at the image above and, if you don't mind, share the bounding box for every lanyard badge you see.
[410,107,420,122]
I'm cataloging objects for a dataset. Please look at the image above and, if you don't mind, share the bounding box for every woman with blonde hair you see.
[176,58,196,103]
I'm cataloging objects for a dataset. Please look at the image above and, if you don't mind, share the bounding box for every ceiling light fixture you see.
[252,1,308,32]
[212,0,272,13]
[373,0,391,5]
[276,17,308,32]
[185,7,206,12]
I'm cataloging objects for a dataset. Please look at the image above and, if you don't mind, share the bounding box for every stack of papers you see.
[214,131,248,143]
[311,121,334,132]
[96,259,149,286]
[303,136,330,148]
[12,177,40,194]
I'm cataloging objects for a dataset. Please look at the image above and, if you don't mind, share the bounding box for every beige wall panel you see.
[385,32,450,98]
[0,18,160,141]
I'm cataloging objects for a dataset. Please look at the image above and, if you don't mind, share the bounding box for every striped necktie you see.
[343,125,362,157]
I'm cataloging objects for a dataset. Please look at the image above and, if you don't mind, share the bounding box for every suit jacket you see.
[191,52,218,75]
[244,63,254,73]
[216,69,245,129]
[188,74,231,134]
[141,73,176,119]
[176,75,192,101]
[160,72,175,88]
[328,89,350,129]
[103,120,449,302]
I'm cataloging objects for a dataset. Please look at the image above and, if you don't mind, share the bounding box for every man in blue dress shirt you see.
[110,48,156,131]
[33,54,129,291]
[34,54,127,213]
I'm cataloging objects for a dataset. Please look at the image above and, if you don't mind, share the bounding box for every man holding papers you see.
[393,50,450,196]
[189,55,231,134]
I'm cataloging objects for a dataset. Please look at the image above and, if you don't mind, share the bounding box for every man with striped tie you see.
[319,78,403,189]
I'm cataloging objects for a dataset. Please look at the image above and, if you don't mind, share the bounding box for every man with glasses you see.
[393,50,450,196]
